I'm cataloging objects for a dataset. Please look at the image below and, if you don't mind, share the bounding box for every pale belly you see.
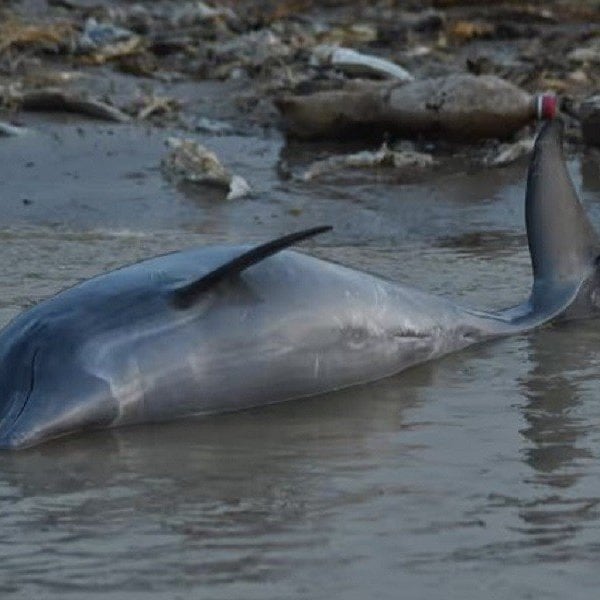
[81,251,484,426]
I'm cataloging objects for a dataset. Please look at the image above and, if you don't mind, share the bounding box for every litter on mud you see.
[302,143,434,180]
[0,121,27,136]
[311,45,413,81]
[7,88,131,123]
[277,75,556,141]
[161,137,252,200]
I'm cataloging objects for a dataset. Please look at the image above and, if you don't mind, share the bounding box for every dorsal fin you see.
[171,226,332,309]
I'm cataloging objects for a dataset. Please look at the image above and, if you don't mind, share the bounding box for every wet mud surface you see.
[1,0,600,598]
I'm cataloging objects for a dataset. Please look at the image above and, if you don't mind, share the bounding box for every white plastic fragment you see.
[0,121,27,136]
[311,44,414,82]
[162,137,251,199]
[302,143,433,180]
[79,18,136,52]
[483,137,535,167]
[194,117,234,135]
[227,175,252,200]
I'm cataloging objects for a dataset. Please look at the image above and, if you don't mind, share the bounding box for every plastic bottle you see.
[276,74,556,141]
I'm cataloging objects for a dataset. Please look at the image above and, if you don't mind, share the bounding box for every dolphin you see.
[0,120,598,450]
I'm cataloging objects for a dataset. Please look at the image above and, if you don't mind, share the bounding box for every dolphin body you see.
[0,121,598,450]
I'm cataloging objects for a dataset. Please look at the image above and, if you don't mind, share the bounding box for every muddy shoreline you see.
[1,1,599,169]
[0,0,599,325]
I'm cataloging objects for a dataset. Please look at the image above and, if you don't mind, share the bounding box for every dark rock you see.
[412,10,445,33]
[580,96,600,147]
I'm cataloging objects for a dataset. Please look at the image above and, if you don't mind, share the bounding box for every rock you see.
[580,96,600,147]
[568,45,600,65]
[315,24,378,46]
[170,1,238,29]
[448,20,495,43]
[0,18,76,56]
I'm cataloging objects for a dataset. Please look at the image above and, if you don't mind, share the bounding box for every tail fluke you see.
[526,120,600,307]
[484,120,600,332]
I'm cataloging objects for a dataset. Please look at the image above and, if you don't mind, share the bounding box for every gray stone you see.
[580,95,600,147]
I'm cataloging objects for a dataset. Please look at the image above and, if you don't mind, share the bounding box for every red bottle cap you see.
[536,93,557,120]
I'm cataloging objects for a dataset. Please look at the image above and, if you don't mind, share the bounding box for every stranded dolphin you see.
[0,120,598,450]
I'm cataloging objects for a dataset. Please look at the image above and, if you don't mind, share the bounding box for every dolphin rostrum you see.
[0,120,598,450]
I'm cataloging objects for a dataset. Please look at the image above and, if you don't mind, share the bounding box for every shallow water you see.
[1,118,600,599]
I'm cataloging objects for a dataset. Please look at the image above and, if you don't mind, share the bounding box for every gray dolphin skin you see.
[1,120,599,450]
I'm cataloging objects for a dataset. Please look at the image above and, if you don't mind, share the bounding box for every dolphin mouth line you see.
[0,348,39,439]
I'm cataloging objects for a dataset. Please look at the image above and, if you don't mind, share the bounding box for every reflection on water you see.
[0,376,426,596]
[510,324,600,557]
[520,325,597,486]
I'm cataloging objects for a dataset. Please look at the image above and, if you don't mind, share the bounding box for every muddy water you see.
[1,118,600,599]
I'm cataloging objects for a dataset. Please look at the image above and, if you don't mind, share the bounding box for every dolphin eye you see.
[595,255,600,267]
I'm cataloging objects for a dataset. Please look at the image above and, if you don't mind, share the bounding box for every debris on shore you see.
[0,121,27,136]
[277,75,556,141]
[310,45,414,82]
[161,137,251,200]
[0,0,597,182]
[8,88,131,123]
[302,143,434,180]
[134,94,181,121]
[482,137,536,167]
[0,17,76,56]
[77,18,144,64]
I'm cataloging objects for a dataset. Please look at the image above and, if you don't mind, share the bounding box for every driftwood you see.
[15,89,131,123]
